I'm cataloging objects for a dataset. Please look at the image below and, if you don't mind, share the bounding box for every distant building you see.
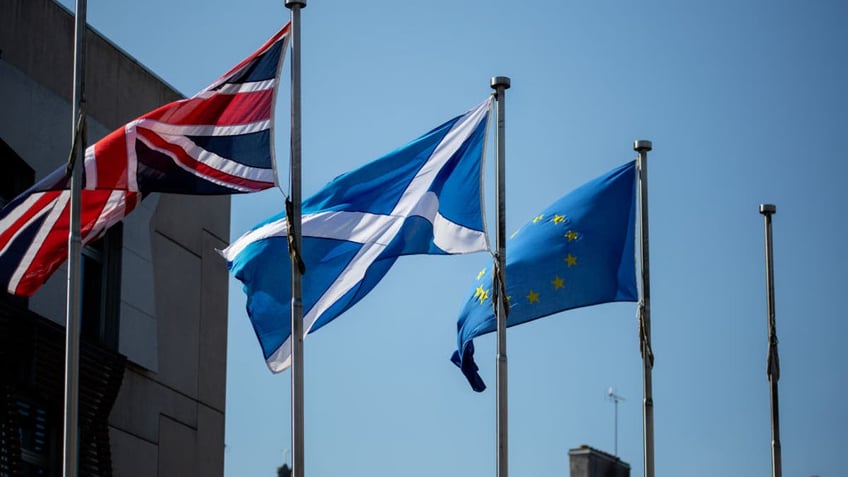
[568,445,630,477]
[0,0,229,475]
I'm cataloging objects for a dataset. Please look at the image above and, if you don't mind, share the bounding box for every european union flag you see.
[452,161,638,391]
[221,99,492,372]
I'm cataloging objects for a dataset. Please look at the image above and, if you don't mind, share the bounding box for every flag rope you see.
[638,302,654,368]
[285,197,306,274]
[64,104,87,177]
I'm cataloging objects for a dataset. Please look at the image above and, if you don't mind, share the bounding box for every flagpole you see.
[286,1,306,477]
[759,203,782,477]
[491,75,511,477]
[63,1,87,476]
[634,139,654,477]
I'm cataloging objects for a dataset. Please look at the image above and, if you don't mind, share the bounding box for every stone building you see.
[568,445,631,477]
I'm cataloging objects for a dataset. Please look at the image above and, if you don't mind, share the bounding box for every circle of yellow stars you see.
[472,212,582,309]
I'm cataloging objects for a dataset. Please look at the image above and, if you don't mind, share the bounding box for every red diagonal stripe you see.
[143,89,273,127]
[0,192,59,252]
[89,126,130,190]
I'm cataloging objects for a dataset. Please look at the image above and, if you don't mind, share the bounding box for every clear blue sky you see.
[60,1,847,476]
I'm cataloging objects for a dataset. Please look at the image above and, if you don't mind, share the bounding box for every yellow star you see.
[477,268,486,280]
[526,290,540,304]
[510,229,520,239]
[552,214,565,224]
[565,254,578,267]
[551,275,565,290]
[477,288,490,304]
[532,215,544,223]
[565,230,579,242]
[474,285,485,299]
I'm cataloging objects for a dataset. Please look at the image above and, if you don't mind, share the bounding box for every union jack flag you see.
[0,23,290,297]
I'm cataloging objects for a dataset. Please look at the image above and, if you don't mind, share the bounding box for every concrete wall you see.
[568,445,630,477]
[0,1,229,475]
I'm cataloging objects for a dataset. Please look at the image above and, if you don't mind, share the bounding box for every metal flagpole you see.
[63,1,87,475]
[491,75,510,477]
[286,2,306,477]
[634,140,655,477]
[759,203,782,477]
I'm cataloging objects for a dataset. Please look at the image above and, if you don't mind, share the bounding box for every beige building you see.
[0,0,230,475]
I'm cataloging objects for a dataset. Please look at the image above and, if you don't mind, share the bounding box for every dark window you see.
[82,244,105,342]
[81,224,122,351]
[0,139,35,210]
[0,139,34,310]
[14,398,55,476]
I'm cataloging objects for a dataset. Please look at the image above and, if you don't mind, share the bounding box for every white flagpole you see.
[634,139,655,477]
[285,2,306,477]
[759,203,782,477]
[491,75,511,477]
[63,1,87,476]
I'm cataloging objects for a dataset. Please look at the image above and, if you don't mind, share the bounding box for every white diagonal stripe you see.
[223,199,487,261]
[82,191,135,243]
[136,118,271,137]
[0,194,51,256]
[195,79,276,98]
[126,122,140,191]
[394,100,490,216]
[267,337,292,372]
[135,128,275,192]
[9,192,69,293]
[83,146,98,188]
[302,100,491,330]
[432,212,488,253]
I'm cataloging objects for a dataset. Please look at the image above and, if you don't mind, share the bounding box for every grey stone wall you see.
[568,445,630,477]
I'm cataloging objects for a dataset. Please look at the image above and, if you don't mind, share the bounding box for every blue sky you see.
[60,1,847,476]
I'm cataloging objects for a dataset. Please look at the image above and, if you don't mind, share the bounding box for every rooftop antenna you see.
[608,387,626,456]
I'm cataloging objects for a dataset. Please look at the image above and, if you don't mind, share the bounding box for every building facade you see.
[0,0,230,475]
[568,445,631,477]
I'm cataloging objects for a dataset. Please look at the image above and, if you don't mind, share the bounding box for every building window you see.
[0,139,34,310]
[0,392,58,477]
[14,397,55,476]
[81,224,122,351]
[0,139,35,210]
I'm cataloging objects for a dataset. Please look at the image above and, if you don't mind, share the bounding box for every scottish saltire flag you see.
[452,161,638,391]
[222,98,492,372]
[0,24,290,296]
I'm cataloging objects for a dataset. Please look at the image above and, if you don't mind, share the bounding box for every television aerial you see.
[607,387,626,456]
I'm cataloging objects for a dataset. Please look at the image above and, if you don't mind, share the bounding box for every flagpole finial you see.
[286,0,306,7]
[490,76,511,90]
[634,140,652,152]
[759,204,776,216]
